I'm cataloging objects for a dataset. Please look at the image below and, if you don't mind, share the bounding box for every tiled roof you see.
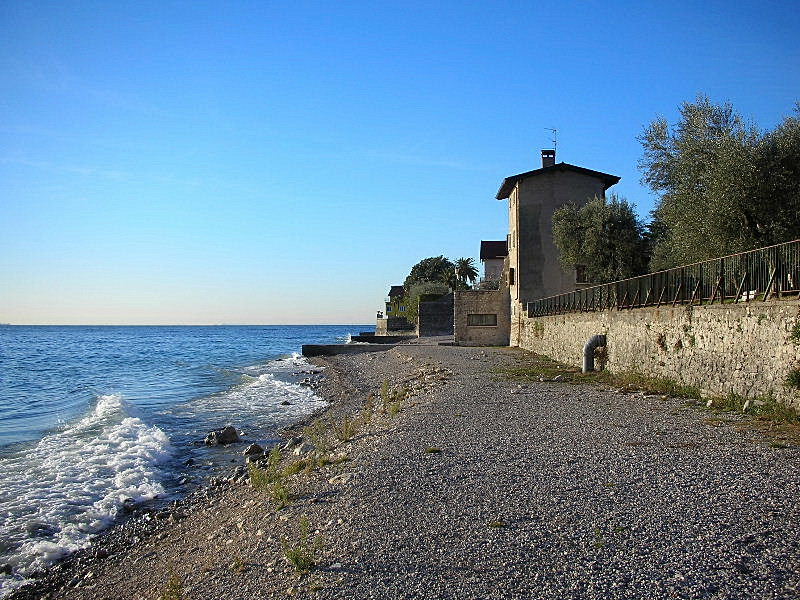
[480,240,508,260]
[496,162,620,199]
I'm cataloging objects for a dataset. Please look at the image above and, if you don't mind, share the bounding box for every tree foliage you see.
[748,108,800,246]
[552,193,650,284]
[639,95,800,269]
[403,256,455,290]
[454,257,479,286]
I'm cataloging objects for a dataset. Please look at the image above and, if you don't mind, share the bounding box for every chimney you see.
[541,149,556,168]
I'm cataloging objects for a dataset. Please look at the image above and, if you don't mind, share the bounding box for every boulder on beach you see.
[292,441,316,456]
[281,436,303,451]
[242,443,264,456]
[204,426,241,446]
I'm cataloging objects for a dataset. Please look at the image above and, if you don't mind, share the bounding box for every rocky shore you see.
[8,342,800,599]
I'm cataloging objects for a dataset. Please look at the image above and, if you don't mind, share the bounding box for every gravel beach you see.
[11,341,800,599]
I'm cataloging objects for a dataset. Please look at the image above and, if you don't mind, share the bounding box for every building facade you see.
[376,285,414,335]
[479,240,508,285]
[384,285,407,318]
[496,150,619,344]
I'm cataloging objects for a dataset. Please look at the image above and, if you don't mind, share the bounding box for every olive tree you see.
[552,193,650,284]
[639,95,800,269]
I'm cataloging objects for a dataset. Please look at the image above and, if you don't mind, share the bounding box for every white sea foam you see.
[179,357,327,428]
[241,353,321,376]
[0,355,325,596]
[0,394,172,594]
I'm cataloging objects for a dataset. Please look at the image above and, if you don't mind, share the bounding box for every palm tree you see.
[455,257,479,287]
[442,270,460,291]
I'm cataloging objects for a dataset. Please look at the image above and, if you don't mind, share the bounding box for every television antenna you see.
[545,127,558,153]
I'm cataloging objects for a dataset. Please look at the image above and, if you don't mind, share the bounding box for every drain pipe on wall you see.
[583,334,607,373]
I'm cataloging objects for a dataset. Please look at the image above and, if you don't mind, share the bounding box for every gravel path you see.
[312,345,800,599]
[22,343,800,599]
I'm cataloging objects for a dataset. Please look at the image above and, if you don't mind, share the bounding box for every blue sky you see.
[1,0,798,324]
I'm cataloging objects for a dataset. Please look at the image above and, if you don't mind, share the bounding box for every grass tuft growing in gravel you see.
[248,447,284,488]
[284,458,314,476]
[610,372,702,399]
[698,393,800,425]
[159,573,185,600]
[425,447,442,453]
[304,420,334,454]
[230,556,248,573]
[497,352,701,399]
[334,416,358,442]
[269,480,292,509]
[376,380,410,418]
[380,379,390,404]
[283,516,321,574]
[753,397,800,423]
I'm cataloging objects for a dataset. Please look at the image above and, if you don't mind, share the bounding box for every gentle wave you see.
[0,394,172,592]
[0,326,358,597]
[175,356,327,428]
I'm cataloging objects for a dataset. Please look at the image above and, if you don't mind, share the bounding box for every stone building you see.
[479,240,508,285]
[454,243,511,346]
[453,284,511,346]
[496,150,619,344]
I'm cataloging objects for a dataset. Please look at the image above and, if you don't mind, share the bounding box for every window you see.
[509,268,515,285]
[575,265,588,284]
[398,306,406,312]
[386,303,392,313]
[467,313,498,327]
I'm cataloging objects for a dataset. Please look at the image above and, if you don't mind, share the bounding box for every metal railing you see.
[527,239,800,318]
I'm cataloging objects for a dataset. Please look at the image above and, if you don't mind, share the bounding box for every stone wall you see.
[516,300,800,408]
[418,294,454,336]
[375,317,414,336]
[454,289,511,346]
[375,318,388,335]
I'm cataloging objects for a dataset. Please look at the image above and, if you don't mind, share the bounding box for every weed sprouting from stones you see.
[304,420,333,454]
[284,458,313,476]
[283,516,322,574]
[380,383,408,417]
[159,573,185,600]
[380,379,390,404]
[269,480,292,509]
[334,416,358,442]
[248,448,282,489]
[230,556,248,573]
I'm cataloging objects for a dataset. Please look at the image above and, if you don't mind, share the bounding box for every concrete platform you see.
[349,334,415,344]
[301,344,399,357]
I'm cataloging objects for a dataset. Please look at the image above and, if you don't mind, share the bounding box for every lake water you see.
[0,324,368,595]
